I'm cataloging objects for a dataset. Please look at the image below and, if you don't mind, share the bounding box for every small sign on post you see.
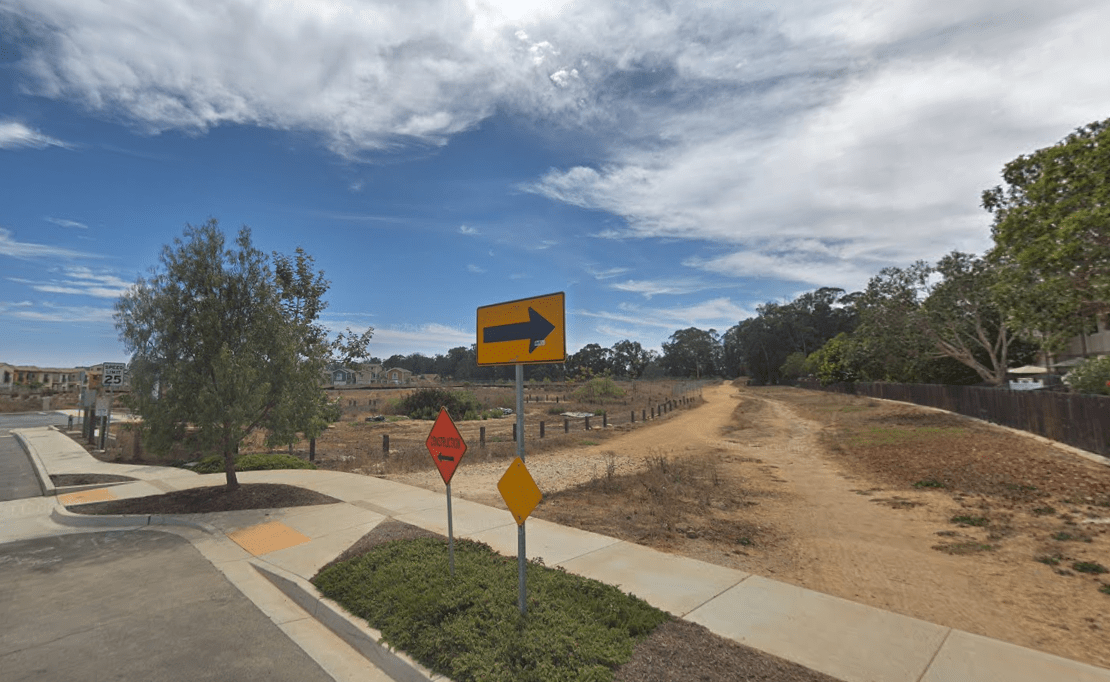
[102,362,126,391]
[425,408,467,576]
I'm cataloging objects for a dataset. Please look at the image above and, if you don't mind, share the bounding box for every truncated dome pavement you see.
[227,521,311,556]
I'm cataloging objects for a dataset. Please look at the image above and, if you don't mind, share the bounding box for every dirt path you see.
[393,383,1109,668]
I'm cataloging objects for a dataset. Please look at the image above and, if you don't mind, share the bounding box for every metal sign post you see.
[425,408,467,577]
[516,363,526,615]
[479,293,564,617]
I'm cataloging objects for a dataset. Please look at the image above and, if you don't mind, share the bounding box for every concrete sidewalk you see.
[8,426,1110,682]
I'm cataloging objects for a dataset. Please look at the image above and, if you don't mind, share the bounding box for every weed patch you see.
[313,537,668,682]
[950,515,990,527]
[1035,554,1063,566]
[1052,531,1093,543]
[1073,562,1108,575]
[1032,506,1057,516]
[913,479,944,489]
[932,542,996,555]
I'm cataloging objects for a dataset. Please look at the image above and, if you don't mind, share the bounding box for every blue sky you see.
[2,1,1108,368]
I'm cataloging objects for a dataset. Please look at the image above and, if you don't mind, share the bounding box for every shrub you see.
[192,453,316,474]
[571,377,626,403]
[399,388,483,420]
[1063,357,1110,395]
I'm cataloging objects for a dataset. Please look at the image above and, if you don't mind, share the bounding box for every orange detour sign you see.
[426,408,467,485]
[497,457,543,525]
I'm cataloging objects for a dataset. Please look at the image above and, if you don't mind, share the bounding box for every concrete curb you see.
[50,505,218,535]
[12,430,53,496]
[251,562,444,682]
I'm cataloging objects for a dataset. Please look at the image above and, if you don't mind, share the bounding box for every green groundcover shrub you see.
[570,377,626,403]
[192,453,316,474]
[400,388,485,420]
[313,537,667,682]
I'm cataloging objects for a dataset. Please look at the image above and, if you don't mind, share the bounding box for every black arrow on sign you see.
[437,454,455,462]
[482,307,555,353]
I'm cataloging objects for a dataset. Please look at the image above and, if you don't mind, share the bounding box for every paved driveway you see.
[0,530,335,682]
[0,412,68,502]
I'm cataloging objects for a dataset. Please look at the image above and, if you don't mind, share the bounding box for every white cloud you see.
[458,225,479,235]
[579,297,752,331]
[467,264,486,274]
[1,301,114,323]
[609,278,718,299]
[7,0,1109,290]
[0,228,97,259]
[9,267,132,298]
[45,217,88,229]
[585,266,630,280]
[370,323,472,357]
[0,120,71,149]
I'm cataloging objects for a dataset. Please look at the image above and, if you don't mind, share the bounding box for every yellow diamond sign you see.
[497,457,542,525]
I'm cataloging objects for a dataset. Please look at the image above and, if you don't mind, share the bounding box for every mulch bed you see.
[51,473,136,487]
[65,483,339,515]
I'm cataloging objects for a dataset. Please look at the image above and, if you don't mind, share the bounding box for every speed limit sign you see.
[103,362,126,391]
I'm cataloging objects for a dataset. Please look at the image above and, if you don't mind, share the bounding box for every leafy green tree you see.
[610,339,652,379]
[567,343,613,379]
[805,333,862,385]
[661,328,721,378]
[115,220,338,490]
[1062,357,1110,395]
[779,351,807,380]
[851,254,1036,385]
[984,119,1110,351]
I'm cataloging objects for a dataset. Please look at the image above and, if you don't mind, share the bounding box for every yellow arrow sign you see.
[497,457,543,525]
[476,292,566,366]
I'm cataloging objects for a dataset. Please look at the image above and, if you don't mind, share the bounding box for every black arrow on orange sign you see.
[482,307,556,353]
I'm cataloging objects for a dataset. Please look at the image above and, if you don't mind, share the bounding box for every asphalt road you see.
[0,411,68,502]
[0,530,335,682]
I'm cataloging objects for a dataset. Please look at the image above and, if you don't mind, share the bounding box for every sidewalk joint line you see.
[914,627,953,682]
[677,572,751,617]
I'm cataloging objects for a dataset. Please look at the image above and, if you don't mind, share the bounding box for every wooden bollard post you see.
[603,413,608,428]
[564,418,569,433]
[540,421,545,438]
[309,438,316,462]
[513,423,517,441]
[480,426,486,448]
[383,434,389,454]
[584,417,591,431]
[642,409,646,421]
[631,411,635,423]
[651,406,655,419]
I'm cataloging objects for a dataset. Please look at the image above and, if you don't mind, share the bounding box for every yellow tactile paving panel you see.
[59,488,118,505]
[227,521,311,556]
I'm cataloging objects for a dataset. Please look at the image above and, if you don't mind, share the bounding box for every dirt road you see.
[394,382,1110,669]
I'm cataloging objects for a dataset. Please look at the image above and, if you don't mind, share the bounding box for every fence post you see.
[480,426,486,448]
[383,434,389,454]
[642,409,646,421]
[631,411,635,423]
[309,438,316,462]
[540,421,545,439]
[564,419,569,433]
[651,406,655,419]
[603,413,608,428]
[584,417,590,431]
[513,423,517,441]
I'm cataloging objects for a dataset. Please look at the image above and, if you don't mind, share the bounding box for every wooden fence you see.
[797,380,1110,456]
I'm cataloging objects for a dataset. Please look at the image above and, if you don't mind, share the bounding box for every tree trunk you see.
[223,439,239,491]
